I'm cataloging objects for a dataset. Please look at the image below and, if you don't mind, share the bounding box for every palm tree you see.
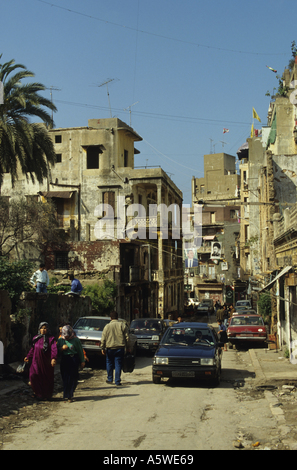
[0,54,57,186]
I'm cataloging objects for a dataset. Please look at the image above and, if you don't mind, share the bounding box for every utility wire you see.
[34,0,286,57]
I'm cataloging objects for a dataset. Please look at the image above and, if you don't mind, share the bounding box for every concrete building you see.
[0,118,184,320]
[190,153,241,304]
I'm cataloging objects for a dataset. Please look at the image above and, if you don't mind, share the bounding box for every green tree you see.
[84,280,118,315]
[0,54,57,186]
[0,258,34,310]
[257,293,271,323]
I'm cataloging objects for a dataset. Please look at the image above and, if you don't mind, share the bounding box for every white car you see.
[73,316,137,357]
[187,298,200,307]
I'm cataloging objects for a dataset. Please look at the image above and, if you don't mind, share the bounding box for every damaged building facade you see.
[190,153,241,304]
[0,118,184,321]
[236,59,297,349]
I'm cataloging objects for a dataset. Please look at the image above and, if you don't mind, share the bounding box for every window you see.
[55,135,62,144]
[124,150,128,167]
[87,146,102,169]
[102,191,115,217]
[55,252,69,270]
[211,212,216,223]
[56,154,62,163]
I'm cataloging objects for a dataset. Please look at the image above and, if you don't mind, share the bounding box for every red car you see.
[227,314,267,347]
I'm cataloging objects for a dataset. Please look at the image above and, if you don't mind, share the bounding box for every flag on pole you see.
[253,108,261,122]
[266,65,277,73]
[223,128,229,134]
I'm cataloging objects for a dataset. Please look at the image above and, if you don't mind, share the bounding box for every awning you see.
[259,265,292,292]
[40,191,74,199]
[236,142,249,159]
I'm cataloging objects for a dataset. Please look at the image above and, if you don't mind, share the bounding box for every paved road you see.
[2,348,281,451]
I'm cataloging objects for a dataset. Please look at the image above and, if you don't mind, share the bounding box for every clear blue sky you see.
[2,0,296,203]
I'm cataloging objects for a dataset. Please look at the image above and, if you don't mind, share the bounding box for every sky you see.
[2,0,297,204]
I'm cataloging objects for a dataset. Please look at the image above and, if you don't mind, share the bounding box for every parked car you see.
[200,298,214,313]
[152,322,223,386]
[73,316,137,356]
[187,298,200,307]
[227,314,267,347]
[235,300,252,309]
[197,301,212,314]
[233,309,257,316]
[130,318,166,353]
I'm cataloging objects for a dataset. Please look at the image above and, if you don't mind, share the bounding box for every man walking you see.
[101,311,130,386]
[30,263,50,293]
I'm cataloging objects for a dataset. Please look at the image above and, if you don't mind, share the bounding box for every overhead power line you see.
[34,0,286,57]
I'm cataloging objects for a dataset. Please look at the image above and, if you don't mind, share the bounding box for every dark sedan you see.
[130,318,165,353]
[152,322,223,386]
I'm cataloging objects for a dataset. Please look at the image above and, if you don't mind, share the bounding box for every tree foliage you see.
[0,196,63,257]
[257,293,272,323]
[83,280,118,315]
[0,258,34,310]
[0,54,57,186]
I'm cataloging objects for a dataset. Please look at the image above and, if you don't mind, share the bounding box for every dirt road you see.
[1,347,291,451]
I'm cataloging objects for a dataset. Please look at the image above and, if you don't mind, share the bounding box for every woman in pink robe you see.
[24,322,58,400]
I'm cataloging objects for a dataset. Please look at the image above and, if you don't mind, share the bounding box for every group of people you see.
[24,312,129,403]
[30,264,83,296]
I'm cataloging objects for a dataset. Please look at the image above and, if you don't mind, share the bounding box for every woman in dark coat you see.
[24,322,58,400]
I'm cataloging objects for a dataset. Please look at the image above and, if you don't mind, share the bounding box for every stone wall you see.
[17,292,92,357]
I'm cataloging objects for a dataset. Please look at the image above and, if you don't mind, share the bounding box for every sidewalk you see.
[249,347,297,385]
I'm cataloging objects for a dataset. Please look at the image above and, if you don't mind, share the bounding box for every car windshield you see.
[130,320,162,331]
[230,316,264,326]
[74,318,110,331]
[162,327,215,346]
[236,301,250,306]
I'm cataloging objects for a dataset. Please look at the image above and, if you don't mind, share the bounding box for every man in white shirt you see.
[30,263,50,293]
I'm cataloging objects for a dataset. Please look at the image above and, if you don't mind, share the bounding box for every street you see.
[0,346,292,451]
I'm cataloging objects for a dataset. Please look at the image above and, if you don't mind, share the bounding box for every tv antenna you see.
[95,78,118,118]
[220,141,228,148]
[209,138,213,154]
[45,86,62,124]
[123,101,139,126]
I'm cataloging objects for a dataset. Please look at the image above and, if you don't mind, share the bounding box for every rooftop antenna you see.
[96,78,118,118]
[123,101,139,126]
[209,138,213,154]
[220,141,228,148]
[46,86,61,124]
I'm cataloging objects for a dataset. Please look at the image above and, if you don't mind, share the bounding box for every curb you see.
[249,349,266,381]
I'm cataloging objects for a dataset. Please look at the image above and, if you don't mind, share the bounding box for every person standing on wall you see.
[30,263,50,293]
[101,311,130,386]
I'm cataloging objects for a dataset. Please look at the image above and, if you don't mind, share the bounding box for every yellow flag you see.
[251,123,254,138]
[253,108,261,122]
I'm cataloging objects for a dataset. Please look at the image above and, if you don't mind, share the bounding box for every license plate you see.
[243,334,253,337]
[172,371,195,378]
[141,344,149,349]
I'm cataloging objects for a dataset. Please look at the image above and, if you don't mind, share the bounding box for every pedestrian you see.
[57,325,85,403]
[101,311,130,386]
[24,322,58,400]
[217,320,228,351]
[30,263,50,293]
[216,304,226,323]
[65,273,83,296]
